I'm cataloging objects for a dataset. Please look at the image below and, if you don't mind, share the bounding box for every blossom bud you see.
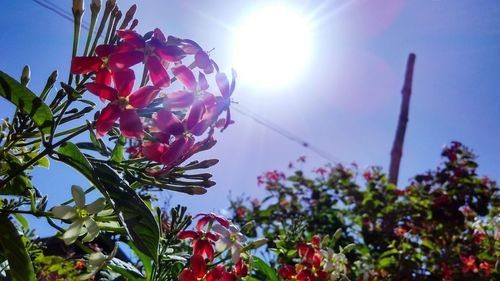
[105,0,116,10]
[72,0,84,17]
[91,0,101,14]
[124,4,137,24]
[342,243,356,253]
[247,238,268,250]
[21,65,30,86]
[241,220,256,233]
[129,19,139,30]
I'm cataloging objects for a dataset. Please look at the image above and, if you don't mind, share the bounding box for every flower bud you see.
[241,220,257,233]
[129,19,139,30]
[105,0,116,10]
[91,0,101,15]
[248,238,268,250]
[21,65,30,86]
[72,0,85,17]
[124,4,137,24]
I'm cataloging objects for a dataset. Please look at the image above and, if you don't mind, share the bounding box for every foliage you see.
[228,142,499,280]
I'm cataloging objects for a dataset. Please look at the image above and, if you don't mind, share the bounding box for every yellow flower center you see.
[76,208,89,219]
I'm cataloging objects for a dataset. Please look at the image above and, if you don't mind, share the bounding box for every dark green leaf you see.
[56,142,160,261]
[0,215,36,281]
[0,71,53,134]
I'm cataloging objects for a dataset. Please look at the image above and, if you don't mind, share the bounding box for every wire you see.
[32,0,90,29]
[32,0,342,164]
[233,104,341,163]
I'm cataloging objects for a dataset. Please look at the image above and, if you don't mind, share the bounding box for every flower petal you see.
[190,254,206,278]
[95,68,112,86]
[160,136,193,166]
[177,230,199,240]
[109,50,144,71]
[179,269,197,281]
[113,69,135,97]
[216,72,230,99]
[163,90,194,110]
[215,237,230,252]
[146,57,170,88]
[195,51,214,74]
[82,217,99,242]
[52,205,77,220]
[129,86,160,109]
[198,72,209,91]
[62,219,84,245]
[212,224,230,237]
[231,244,241,264]
[96,104,121,138]
[86,198,106,214]
[154,110,184,136]
[71,57,102,74]
[89,252,107,267]
[116,30,145,48]
[95,44,117,57]
[71,185,86,208]
[172,65,196,91]
[86,83,118,101]
[154,45,185,62]
[186,101,204,131]
[119,110,144,139]
[142,141,167,163]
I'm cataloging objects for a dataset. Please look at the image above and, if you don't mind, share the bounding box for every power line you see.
[32,0,343,164]
[233,104,342,163]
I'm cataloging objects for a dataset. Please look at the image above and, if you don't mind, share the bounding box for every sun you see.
[232,5,311,89]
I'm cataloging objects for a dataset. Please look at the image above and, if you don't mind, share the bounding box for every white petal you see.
[86,198,106,214]
[71,185,86,208]
[82,217,99,242]
[52,205,77,220]
[228,224,240,233]
[231,244,241,264]
[236,232,247,242]
[215,237,230,252]
[212,224,230,237]
[89,252,107,267]
[62,219,83,245]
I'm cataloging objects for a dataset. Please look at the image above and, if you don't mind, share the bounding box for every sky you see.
[1,0,499,236]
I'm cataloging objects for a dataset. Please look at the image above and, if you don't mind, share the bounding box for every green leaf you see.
[0,215,36,281]
[378,256,397,268]
[0,71,53,134]
[56,142,160,261]
[252,256,278,281]
[111,135,125,162]
[14,214,29,230]
[128,241,153,279]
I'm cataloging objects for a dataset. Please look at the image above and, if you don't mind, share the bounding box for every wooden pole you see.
[388,53,416,185]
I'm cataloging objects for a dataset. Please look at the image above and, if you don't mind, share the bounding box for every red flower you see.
[314,167,328,177]
[87,69,160,138]
[194,213,230,231]
[177,230,219,261]
[234,258,248,277]
[71,44,116,86]
[180,256,233,281]
[479,261,492,277]
[394,226,408,237]
[472,230,487,244]
[278,264,297,280]
[460,255,478,273]
[236,207,245,219]
[109,29,184,88]
[441,262,452,281]
[214,69,236,132]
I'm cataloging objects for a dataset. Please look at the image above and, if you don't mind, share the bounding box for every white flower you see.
[52,185,106,245]
[320,248,348,280]
[213,224,246,263]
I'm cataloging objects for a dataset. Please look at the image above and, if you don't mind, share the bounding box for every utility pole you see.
[388,53,416,185]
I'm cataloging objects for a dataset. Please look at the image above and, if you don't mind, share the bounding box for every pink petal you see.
[195,51,213,74]
[96,104,121,138]
[71,57,102,74]
[95,68,112,86]
[116,30,145,48]
[177,230,199,239]
[216,72,230,98]
[163,90,194,110]
[85,83,118,101]
[113,69,135,97]
[154,110,184,136]
[160,136,193,166]
[172,65,197,91]
[198,72,209,91]
[154,45,185,62]
[153,28,166,42]
[129,86,159,109]
[108,51,144,71]
[119,110,144,139]
[142,141,167,163]
[146,57,170,88]
[186,101,204,131]
[95,44,117,57]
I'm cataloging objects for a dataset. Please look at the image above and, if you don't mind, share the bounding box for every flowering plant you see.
[0,0,236,280]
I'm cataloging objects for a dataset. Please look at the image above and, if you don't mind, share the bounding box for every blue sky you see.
[1,0,499,236]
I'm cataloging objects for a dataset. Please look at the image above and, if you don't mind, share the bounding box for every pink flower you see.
[194,213,230,231]
[479,261,492,277]
[314,167,328,177]
[87,69,160,138]
[394,226,408,237]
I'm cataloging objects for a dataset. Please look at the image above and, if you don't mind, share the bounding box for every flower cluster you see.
[177,213,250,281]
[278,235,351,281]
[71,27,235,168]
